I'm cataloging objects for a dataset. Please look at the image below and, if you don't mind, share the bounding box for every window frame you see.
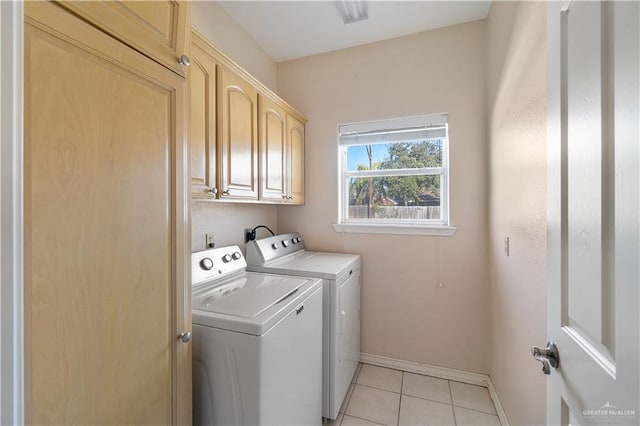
[334,114,456,236]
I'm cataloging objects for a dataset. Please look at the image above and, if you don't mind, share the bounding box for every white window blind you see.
[338,114,448,145]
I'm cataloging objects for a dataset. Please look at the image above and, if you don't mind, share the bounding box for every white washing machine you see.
[191,245,323,426]
[246,233,360,420]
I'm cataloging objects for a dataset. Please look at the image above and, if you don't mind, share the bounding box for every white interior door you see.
[547,1,639,424]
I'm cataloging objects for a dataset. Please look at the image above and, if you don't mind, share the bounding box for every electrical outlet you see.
[504,236,510,257]
[206,233,215,248]
[244,228,254,244]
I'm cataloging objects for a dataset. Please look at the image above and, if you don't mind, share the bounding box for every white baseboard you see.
[359,352,509,426]
[486,378,509,426]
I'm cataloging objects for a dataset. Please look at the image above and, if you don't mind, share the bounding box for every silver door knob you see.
[178,55,191,66]
[222,189,230,195]
[178,331,192,343]
[531,341,559,375]
[208,187,218,195]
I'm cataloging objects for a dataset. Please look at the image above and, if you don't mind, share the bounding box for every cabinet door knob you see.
[208,187,218,195]
[282,194,288,199]
[222,189,230,195]
[178,55,191,67]
[178,331,191,343]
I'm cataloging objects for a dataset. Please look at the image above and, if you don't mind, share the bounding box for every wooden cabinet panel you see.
[189,41,217,199]
[56,0,191,76]
[287,114,306,205]
[219,66,259,200]
[259,96,287,201]
[25,2,190,424]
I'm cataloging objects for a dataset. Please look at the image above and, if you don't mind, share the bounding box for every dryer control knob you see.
[222,254,232,263]
[200,258,214,270]
[232,251,242,260]
[282,240,289,248]
[272,242,279,250]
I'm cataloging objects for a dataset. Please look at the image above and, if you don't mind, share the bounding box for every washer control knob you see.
[232,251,242,260]
[200,258,214,270]
[272,242,279,250]
[222,254,232,263]
[282,240,289,248]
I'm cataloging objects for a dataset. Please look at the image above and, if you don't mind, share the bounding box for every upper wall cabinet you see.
[259,96,287,202]
[56,1,191,76]
[258,96,306,205]
[219,65,260,200]
[189,38,218,199]
[286,114,306,205]
[189,30,306,205]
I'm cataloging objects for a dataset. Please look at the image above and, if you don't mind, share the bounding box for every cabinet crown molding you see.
[191,29,307,124]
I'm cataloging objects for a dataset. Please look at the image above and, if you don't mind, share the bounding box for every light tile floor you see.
[325,364,501,426]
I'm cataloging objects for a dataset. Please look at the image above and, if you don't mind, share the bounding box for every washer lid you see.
[193,273,302,318]
[192,272,321,335]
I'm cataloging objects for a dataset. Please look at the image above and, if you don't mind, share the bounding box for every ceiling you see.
[216,1,492,62]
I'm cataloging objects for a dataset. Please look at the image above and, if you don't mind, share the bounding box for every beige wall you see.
[277,22,490,373]
[191,202,277,251]
[486,2,547,424]
[189,3,279,252]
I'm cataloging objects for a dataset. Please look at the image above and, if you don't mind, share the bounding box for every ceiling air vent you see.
[336,0,368,24]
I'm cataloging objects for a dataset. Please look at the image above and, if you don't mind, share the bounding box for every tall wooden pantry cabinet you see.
[24,1,191,424]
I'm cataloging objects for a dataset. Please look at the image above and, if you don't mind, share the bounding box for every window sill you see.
[332,223,457,236]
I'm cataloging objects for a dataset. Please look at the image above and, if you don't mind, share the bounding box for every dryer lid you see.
[249,251,360,280]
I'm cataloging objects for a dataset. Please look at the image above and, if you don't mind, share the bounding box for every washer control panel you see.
[246,232,305,265]
[192,245,246,287]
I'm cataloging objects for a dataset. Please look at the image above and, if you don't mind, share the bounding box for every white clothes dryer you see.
[191,245,323,426]
[246,233,360,420]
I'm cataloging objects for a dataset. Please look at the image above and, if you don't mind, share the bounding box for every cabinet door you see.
[56,0,191,76]
[219,66,259,200]
[259,96,287,202]
[189,41,217,199]
[25,2,190,424]
[286,114,306,204]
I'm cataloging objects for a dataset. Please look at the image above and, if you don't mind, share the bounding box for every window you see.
[334,114,455,236]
